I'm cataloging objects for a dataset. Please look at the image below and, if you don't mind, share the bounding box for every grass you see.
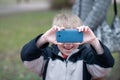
[0,4,120,80]
[0,0,16,5]
[0,10,60,80]
[107,3,120,24]
[0,10,59,52]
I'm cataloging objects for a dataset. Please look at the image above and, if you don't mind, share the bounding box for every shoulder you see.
[78,44,92,53]
[78,44,95,63]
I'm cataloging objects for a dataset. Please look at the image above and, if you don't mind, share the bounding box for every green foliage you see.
[0,10,59,52]
[107,4,120,24]
[0,0,16,5]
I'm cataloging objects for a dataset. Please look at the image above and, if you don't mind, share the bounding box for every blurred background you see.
[0,0,120,80]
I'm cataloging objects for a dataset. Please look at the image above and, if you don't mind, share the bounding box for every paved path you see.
[0,2,50,15]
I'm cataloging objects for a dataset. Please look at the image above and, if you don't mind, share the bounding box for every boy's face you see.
[57,43,79,55]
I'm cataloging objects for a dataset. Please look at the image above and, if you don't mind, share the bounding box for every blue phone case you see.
[56,29,83,43]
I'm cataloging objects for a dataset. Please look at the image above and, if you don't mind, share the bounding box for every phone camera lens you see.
[58,35,61,37]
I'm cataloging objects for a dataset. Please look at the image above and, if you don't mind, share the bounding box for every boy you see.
[21,13,114,80]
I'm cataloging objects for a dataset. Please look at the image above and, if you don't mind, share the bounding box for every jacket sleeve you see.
[86,41,114,79]
[20,34,50,76]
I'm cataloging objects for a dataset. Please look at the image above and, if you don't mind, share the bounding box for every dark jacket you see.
[21,35,114,80]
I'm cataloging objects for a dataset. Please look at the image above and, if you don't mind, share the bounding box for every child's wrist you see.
[36,35,48,48]
[41,35,48,43]
[90,38,104,54]
[89,38,98,45]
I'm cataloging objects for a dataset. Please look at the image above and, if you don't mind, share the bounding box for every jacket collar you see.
[51,44,87,62]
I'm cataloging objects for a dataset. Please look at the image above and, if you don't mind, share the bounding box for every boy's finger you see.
[56,42,62,45]
[53,25,59,31]
[60,27,65,30]
[50,40,57,45]
[84,26,89,31]
[76,27,82,32]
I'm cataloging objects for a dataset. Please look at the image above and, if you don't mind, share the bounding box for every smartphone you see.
[56,29,83,43]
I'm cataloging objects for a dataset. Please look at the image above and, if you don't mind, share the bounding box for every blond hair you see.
[52,13,83,28]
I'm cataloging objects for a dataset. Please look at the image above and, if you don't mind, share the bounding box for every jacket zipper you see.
[65,60,68,80]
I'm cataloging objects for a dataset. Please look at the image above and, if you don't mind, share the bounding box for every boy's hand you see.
[42,26,58,44]
[37,26,59,47]
[42,26,65,44]
[77,26,104,54]
[77,26,97,44]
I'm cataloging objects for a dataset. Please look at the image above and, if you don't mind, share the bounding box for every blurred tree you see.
[16,0,22,4]
[16,0,30,4]
[50,0,75,9]
[72,0,120,80]
[24,0,30,3]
